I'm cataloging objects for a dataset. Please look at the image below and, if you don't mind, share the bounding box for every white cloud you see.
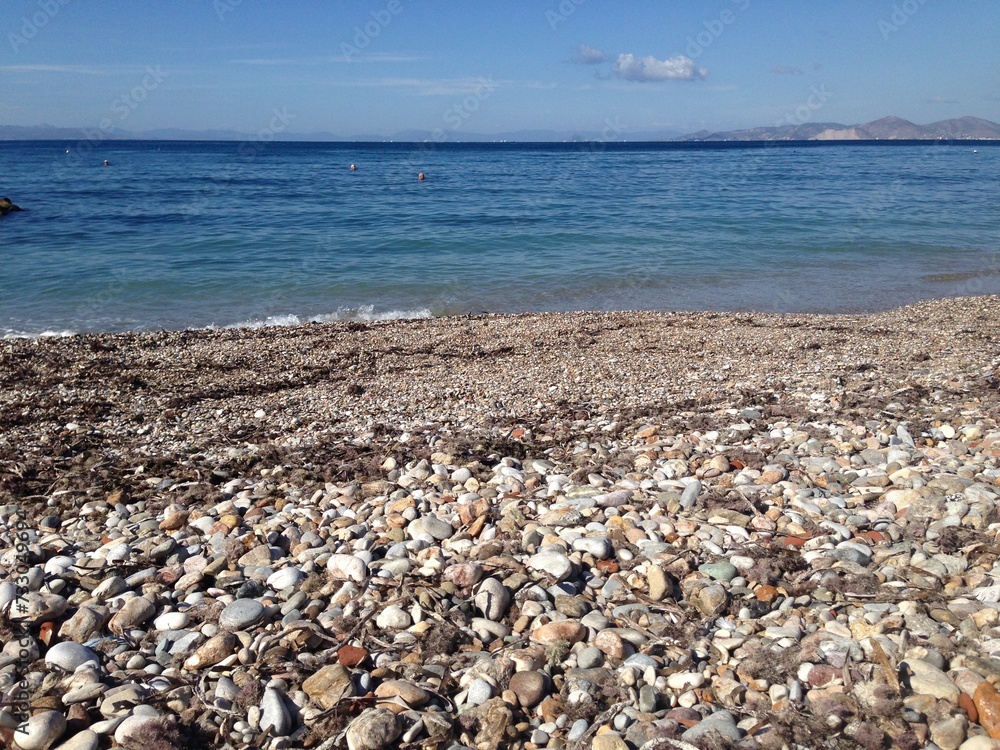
[772,65,804,75]
[612,54,706,82]
[573,45,608,65]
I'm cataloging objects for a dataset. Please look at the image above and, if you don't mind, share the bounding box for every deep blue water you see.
[1,139,998,336]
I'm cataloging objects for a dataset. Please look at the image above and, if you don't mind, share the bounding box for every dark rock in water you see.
[0,197,22,216]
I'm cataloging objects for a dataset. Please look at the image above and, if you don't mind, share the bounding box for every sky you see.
[1,0,999,138]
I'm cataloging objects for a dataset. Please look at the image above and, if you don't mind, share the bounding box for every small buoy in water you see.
[973,149,978,154]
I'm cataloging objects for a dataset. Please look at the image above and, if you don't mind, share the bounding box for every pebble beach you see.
[3,296,1000,750]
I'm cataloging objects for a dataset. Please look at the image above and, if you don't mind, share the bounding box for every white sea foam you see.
[2,329,78,340]
[220,305,433,331]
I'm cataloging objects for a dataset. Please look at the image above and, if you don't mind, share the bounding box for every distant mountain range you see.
[676,116,1000,142]
[0,123,682,143]
[1,116,997,143]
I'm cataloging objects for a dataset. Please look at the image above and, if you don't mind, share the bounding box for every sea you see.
[1,139,998,338]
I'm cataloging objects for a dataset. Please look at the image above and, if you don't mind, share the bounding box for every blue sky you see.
[2,0,998,137]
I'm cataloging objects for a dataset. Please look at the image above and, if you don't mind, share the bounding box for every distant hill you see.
[0,124,682,143]
[676,116,1000,141]
[3,117,996,143]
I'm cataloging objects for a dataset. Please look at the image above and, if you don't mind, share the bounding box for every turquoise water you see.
[1,140,998,336]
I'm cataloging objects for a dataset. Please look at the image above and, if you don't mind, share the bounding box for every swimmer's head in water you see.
[418,172,426,181]
[349,164,357,171]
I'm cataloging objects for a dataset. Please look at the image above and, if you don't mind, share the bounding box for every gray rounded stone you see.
[45,641,100,671]
[465,678,493,706]
[375,605,411,630]
[219,599,265,630]
[52,729,99,750]
[345,708,401,750]
[681,710,740,744]
[699,562,738,582]
[572,536,613,559]
[407,516,453,541]
[260,687,291,737]
[577,646,604,669]
[13,710,66,750]
[474,578,511,621]
[266,567,305,591]
[527,550,574,582]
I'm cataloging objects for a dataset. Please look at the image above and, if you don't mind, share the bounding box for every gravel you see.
[2,297,1000,749]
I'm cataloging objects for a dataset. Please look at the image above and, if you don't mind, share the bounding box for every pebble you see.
[509,671,547,708]
[327,554,368,582]
[114,715,163,746]
[303,664,355,709]
[51,729,99,750]
[266,567,305,590]
[219,599,265,630]
[531,620,586,645]
[260,687,291,736]
[153,611,190,630]
[184,633,236,669]
[44,642,99,671]
[527,550,574,582]
[592,733,628,750]
[346,708,402,750]
[577,646,604,669]
[699,562,738,582]
[474,577,511,621]
[375,605,411,630]
[14,710,66,750]
[961,738,1000,750]
[931,714,968,750]
[905,659,961,702]
[681,709,741,744]
[408,516,453,541]
[58,605,110,644]
[108,596,155,632]
[374,679,429,707]
[466,678,494,706]
[646,564,672,600]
